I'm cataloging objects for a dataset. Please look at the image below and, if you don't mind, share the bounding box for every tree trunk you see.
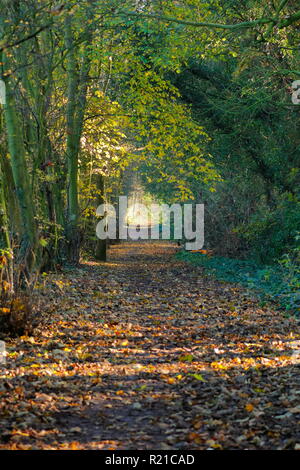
[2,54,39,272]
[65,16,93,264]
[94,173,107,261]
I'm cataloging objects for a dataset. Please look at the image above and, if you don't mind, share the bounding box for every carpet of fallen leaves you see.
[0,241,300,450]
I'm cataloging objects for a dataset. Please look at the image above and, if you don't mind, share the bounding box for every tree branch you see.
[0,23,53,53]
[116,9,300,31]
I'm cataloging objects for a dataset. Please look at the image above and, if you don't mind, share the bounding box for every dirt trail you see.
[0,242,299,450]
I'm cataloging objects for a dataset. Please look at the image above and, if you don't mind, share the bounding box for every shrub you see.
[236,196,300,264]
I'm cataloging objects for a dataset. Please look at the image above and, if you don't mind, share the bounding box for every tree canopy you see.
[0,0,299,278]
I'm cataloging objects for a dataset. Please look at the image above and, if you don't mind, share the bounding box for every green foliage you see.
[177,236,300,316]
[165,40,300,260]
[235,197,300,263]
[121,64,221,201]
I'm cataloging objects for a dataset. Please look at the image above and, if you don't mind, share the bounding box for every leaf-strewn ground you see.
[0,242,299,450]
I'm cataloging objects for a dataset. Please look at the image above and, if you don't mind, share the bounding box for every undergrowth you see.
[177,244,300,317]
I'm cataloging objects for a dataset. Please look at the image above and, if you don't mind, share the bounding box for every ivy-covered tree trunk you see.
[0,151,21,237]
[2,56,39,271]
[0,161,14,295]
[65,15,93,264]
[64,15,79,263]
[0,163,10,252]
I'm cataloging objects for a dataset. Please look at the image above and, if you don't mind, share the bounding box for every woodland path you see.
[0,241,299,450]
